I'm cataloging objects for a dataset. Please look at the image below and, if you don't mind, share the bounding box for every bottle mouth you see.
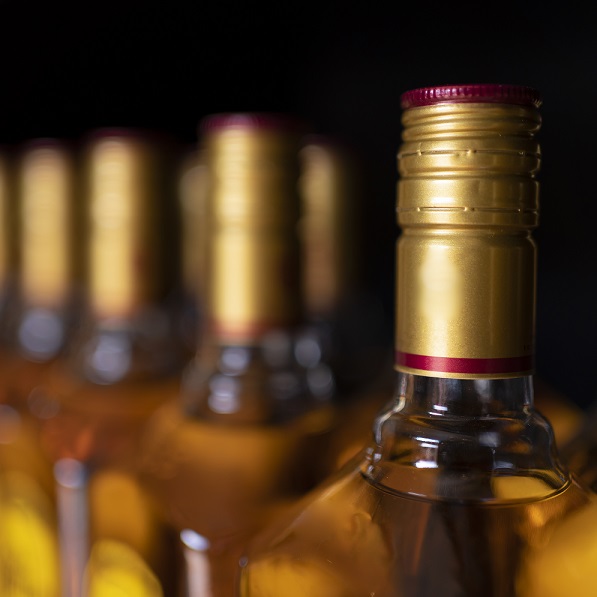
[400,84,542,109]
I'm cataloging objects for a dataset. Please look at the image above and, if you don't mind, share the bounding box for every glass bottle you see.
[6,139,81,401]
[176,147,209,355]
[297,136,393,472]
[35,129,186,597]
[299,136,392,394]
[137,113,339,597]
[0,140,78,596]
[0,148,17,339]
[236,84,597,597]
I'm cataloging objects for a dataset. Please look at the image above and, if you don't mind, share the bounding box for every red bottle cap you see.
[200,112,306,135]
[400,84,542,109]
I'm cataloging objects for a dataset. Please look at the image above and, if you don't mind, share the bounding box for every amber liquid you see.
[37,364,183,596]
[239,462,597,597]
[0,353,62,596]
[138,393,337,597]
[1,355,58,493]
[560,408,597,492]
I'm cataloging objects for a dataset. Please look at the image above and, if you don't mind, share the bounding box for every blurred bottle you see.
[138,113,340,597]
[0,140,79,596]
[533,377,584,448]
[7,139,82,400]
[559,398,597,491]
[36,130,186,597]
[236,85,597,597]
[0,148,17,338]
[297,137,392,471]
[176,147,209,355]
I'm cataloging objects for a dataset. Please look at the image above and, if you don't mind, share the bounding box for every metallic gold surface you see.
[396,101,541,378]
[86,134,164,318]
[19,143,74,308]
[298,140,359,316]
[204,120,302,342]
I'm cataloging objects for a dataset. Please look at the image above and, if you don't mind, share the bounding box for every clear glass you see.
[297,136,393,475]
[137,327,341,597]
[238,372,597,597]
[35,306,187,597]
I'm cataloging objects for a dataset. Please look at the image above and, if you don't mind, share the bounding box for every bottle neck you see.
[203,122,303,345]
[396,99,540,380]
[19,147,74,310]
[186,120,332,422]
[182,321,337,425]
[395,227,536,379]
[85,135,177,320]
[63,302,184,385]
[66,135,183,383]
[391,371,534,419]
[205,224,302,344]
[191,224,329,422]
[366,372,568,502]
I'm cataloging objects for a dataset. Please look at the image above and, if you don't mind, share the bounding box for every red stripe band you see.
[210,318,297,341]
[395,351,533,375]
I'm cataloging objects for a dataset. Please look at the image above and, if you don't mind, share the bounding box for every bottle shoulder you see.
[366,401,568,502]
[238,374,597,595]
[240,461,597,597]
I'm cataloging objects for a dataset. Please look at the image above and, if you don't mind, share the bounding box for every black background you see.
[1,1,595,408]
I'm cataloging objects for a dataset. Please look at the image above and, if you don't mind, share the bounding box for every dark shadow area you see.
[1,0,594,408]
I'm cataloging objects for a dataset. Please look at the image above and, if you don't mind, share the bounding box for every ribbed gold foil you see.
[19,142,74,308]
[203,116,302,342]
[298,140,359,316]
[396,97,541,378]
[85,133,166,318]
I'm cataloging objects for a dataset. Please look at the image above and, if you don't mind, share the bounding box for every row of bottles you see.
[0,119,390,595]
[140,114,367,595]
[0,86,596,596]
[0,132,185,596]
